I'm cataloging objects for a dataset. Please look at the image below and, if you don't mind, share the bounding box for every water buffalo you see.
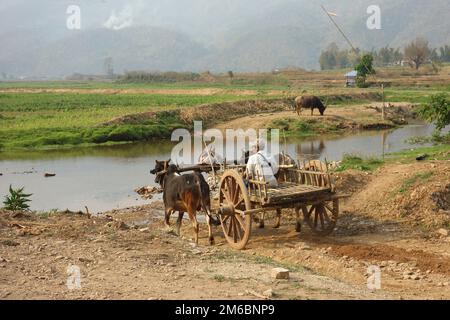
[294,95,326,116]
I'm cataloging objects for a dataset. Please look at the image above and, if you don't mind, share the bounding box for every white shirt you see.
[246,151,278,187]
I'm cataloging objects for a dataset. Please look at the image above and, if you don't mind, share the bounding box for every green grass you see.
[0,92,260,149]
[213,275,225,282]
[334,144,450,172]
[398,171,434,193]
[271,118,340,137]
[385,86,450,104]
[0,80,291,91]
[335,154,384,172]
[387,143,450,161]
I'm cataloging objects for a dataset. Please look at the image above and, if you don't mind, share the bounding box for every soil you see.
[1,160,450,300]
[214,102,415,132]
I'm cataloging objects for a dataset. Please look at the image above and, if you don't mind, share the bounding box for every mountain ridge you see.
[1,0,449,77]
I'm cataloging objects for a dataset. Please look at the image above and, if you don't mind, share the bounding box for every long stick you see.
[203,140,217,185]
[320,4,387,122]
[381,83,385,120]
[320,5,356,53]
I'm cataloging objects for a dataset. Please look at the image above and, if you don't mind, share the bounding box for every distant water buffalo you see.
[294,95,326,116]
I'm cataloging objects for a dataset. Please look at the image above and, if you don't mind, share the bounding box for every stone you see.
[271,267,290,279]
[437,228,449,237]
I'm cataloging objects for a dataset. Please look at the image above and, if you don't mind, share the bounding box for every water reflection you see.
[0,124,439,212]
[284,124,436,162]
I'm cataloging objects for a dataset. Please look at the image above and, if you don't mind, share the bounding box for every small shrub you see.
[336,154,384,172]
[294,121,313,132]
[356,75,369,88]
[3,185,32,211]
[417,93,450,133]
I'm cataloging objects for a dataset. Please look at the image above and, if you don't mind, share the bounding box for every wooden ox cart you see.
[179,160,347,250]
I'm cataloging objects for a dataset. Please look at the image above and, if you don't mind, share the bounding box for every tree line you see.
[319,38,450,71]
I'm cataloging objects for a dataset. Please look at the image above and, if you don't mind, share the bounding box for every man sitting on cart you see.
[245,139,278,187]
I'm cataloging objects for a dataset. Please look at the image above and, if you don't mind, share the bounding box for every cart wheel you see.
[218,170,252,250]
[302,199,338,236]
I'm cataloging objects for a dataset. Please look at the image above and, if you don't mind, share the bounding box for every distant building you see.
[345,70,357,87]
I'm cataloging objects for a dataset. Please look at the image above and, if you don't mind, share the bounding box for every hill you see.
[0,0,449,77]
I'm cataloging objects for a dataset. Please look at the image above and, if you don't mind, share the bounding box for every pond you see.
[0,124,437,213]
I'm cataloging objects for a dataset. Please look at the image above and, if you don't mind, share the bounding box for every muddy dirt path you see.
[0,206,391,300]
[1,204,448,300]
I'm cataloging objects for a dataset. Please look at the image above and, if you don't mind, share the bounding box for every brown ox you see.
[151,160,216,245]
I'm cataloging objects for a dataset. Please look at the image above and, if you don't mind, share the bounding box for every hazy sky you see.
[0,0,334,39]
[2,0,447,43]
[1,0,449,76]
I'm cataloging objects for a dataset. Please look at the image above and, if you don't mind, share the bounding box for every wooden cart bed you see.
[261,183,332,204]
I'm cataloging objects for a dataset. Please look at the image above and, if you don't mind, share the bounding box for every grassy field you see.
[1,65,449,150]
[0,93,264,149]
[334,143,450,173]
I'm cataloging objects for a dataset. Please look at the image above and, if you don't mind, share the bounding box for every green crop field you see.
[0,92,264,149]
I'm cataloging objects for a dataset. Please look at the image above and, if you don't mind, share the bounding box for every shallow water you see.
[0,124,437,213]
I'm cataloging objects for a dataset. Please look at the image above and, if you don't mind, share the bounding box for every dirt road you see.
[1,160,449,300]
[0,205,391,300]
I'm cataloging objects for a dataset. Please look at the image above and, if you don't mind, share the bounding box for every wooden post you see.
[381,83,385,120]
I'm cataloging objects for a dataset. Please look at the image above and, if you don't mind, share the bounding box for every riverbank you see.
[214,102,418,137]
[1,89,415,151]
[1,154,449,300]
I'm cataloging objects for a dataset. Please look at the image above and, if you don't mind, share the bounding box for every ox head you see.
[319,97,328,116]
[318,104,327,116]
[150,159,171,185]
